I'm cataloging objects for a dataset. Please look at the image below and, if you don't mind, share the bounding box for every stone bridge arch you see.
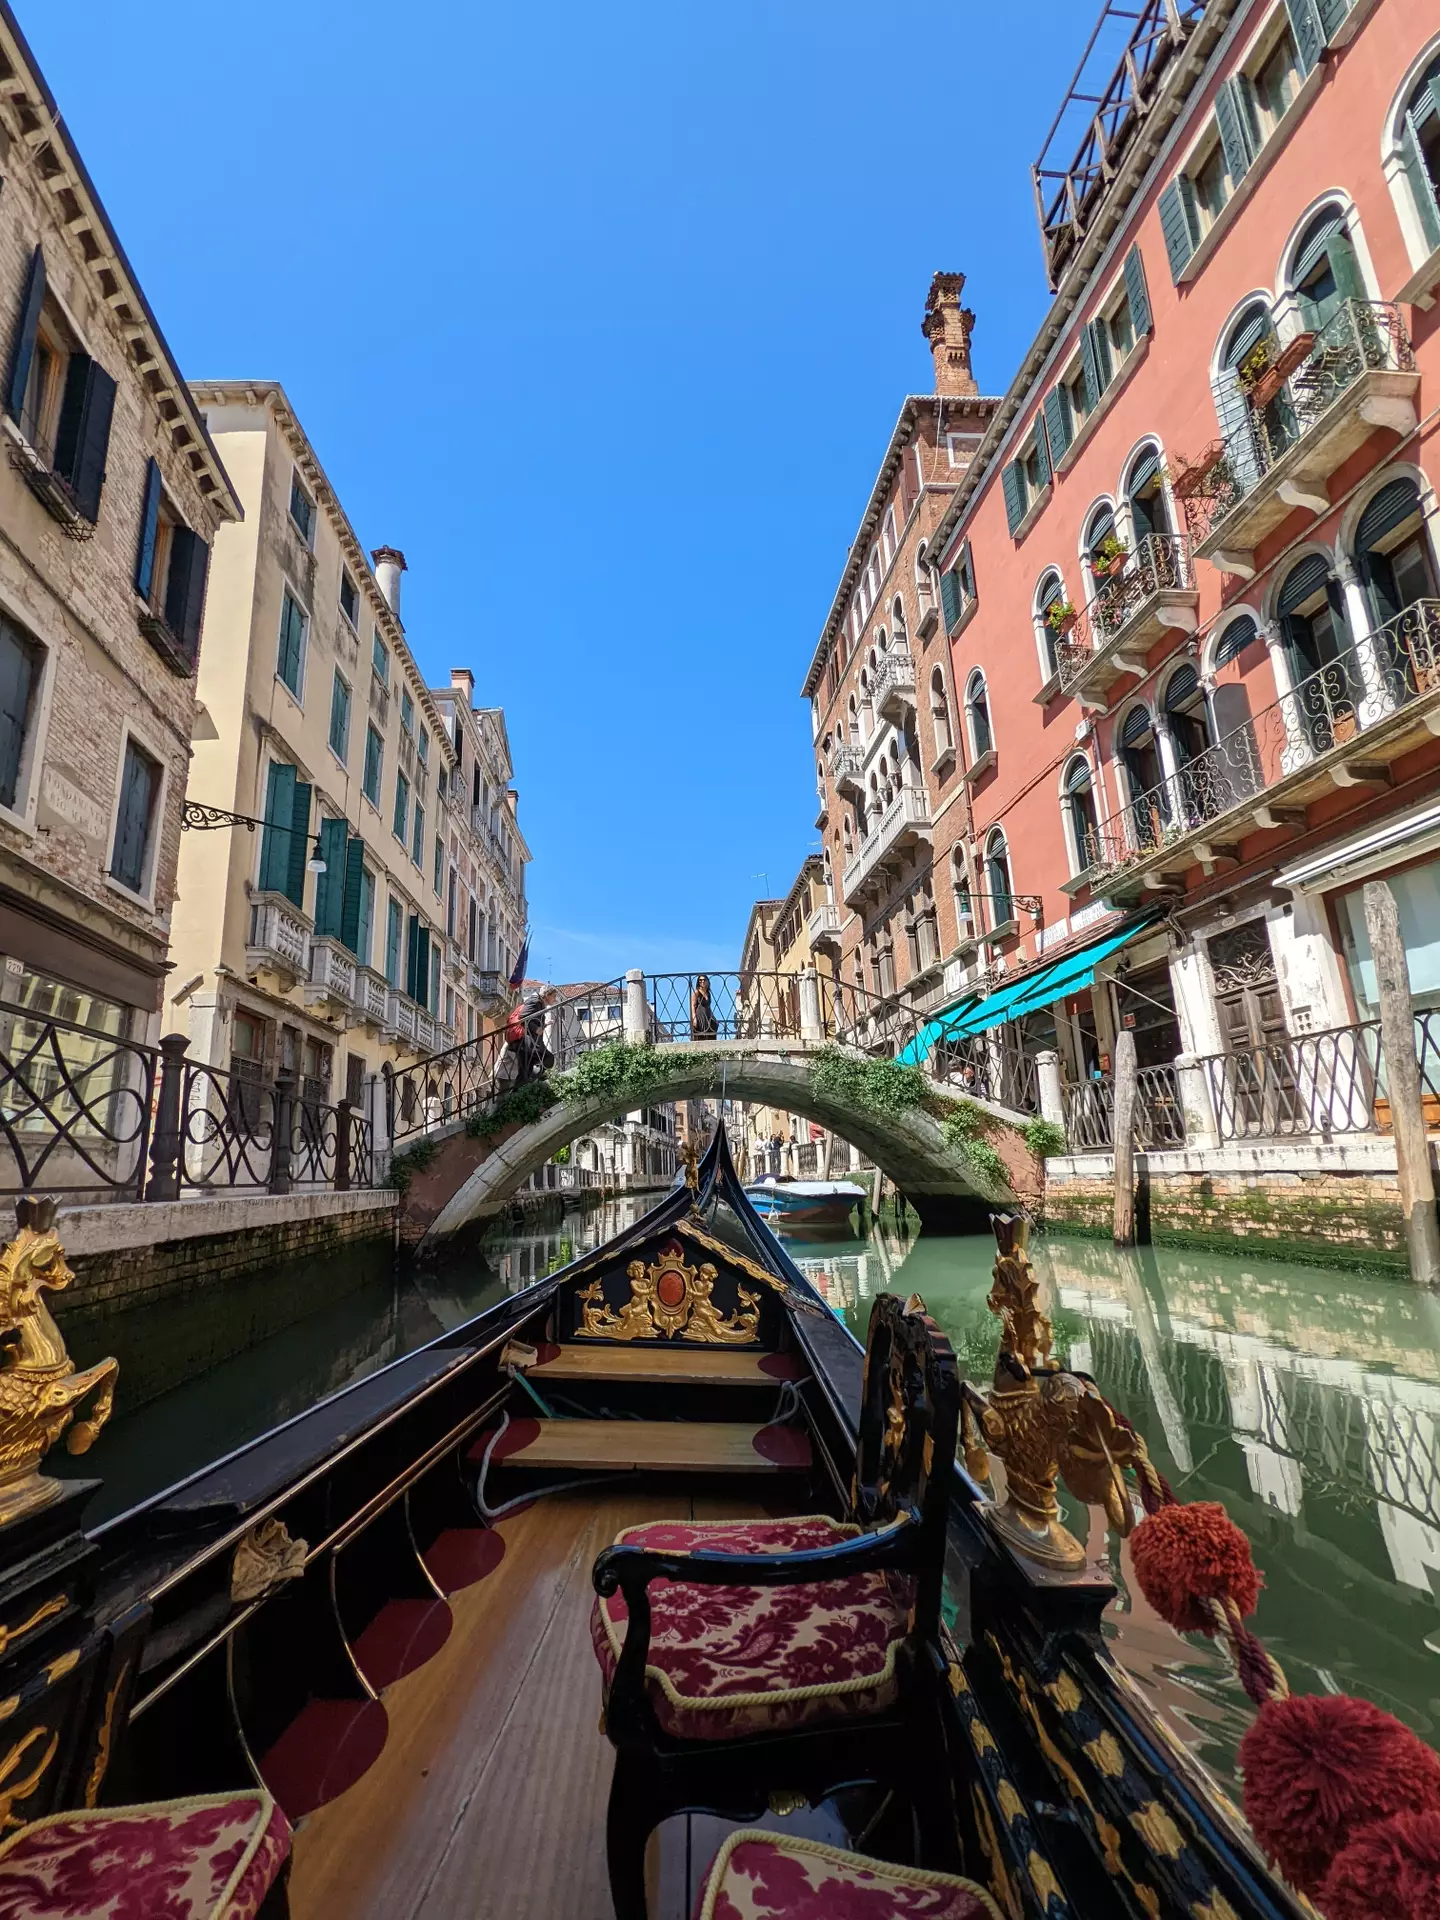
[398,1041,1039,1253]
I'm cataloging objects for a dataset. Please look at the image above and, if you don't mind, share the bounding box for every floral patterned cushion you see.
[693,1830,1003,1920]
[591,1515,911,1742]
[0,1791,291,1920]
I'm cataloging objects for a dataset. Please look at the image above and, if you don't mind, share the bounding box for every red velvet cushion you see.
[693,1829,1003,1919]
[0,1791,291,1920]
[592,1515,911,1742]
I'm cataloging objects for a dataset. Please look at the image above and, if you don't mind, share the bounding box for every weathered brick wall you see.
[55,1204,396,1413]
[1044,1166,1406,1271]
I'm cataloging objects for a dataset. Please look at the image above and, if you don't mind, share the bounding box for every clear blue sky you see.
[29,0,1092,985]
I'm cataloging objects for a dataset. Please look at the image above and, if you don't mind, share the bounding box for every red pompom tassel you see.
[1240,1694,1440,1894]
[1129,1501,1260,1634]
[1322,1809,1440,1920]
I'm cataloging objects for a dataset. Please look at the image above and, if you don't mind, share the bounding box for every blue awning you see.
[896,916,1158,1066]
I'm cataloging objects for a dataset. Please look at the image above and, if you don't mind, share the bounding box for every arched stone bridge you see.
[395,1038,1042,1254]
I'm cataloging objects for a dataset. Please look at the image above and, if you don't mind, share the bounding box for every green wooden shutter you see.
[1042,385,1071,464]
[429,942,441,1016]
[339,836,367,953]
[111,744,156,893]
[53,356,116,522]
[313,818,349,937]
[0,617,38,811]
[1001,462,1025,535]
[259,763,296,893]
[1284,0,1324,75]
[386,900,402,986]
[1327,231,1364,303]
[1123,246,1152,337]
[1316,0,1351,38]
[1080,324,1104,410]
[1031,424,1051,491]
[1401,113,1440,252]
[1215,77,1257,184]
[939,568,962,629]
[1213,366,1260,494]
[1157,178,1197,282]
[285,781,312,910]
[164,527,210,662]
[134,458,162,598]
[6,247,45,424]
[406,913,421,1000]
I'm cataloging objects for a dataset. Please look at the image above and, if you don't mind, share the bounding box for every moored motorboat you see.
[743,1175,866,1231]
[0,1135,1423,1917]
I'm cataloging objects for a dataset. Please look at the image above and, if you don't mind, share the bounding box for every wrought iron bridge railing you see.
[0,1008,375,1202]
[1178,301,1415,547]
[1089,600,1440,885]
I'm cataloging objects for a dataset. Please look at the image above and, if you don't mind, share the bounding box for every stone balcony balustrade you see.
[830,742,864,797]
[305,936,357,1013]
[806,901,843,950]
[841,785,931,907]
[874,650,917,722]
[246,894,311,987]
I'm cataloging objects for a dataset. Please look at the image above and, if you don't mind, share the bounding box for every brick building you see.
[802,277,999,1046]
[0,5,239,1049]
[813,0,1440,1141]
[171,385,528,1116]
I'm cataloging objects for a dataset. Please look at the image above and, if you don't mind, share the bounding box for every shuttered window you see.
[1158,176,1199,281]
[6,247,46,426]
[1164,663,1201,711]
[411,800,425,869]
[939,568,962,630]
[1120,704,1154,748]
[1043,385,1071,464]
[110,738,160,895]
[52,354,116,524]
[1278,552,1331,615]
[393,770,410,841]
[329,672,351,762]
[1401,61,1440,254]
[312,819,350,939]
[276,591,307,697]
[134,458,163,599]
[386,899,403,987]
[258,762,311,908]
[1123,246,1152,337]
[1355,478,1421,553]
[349,859,375,968]
[362,725,383,806]
[1215,76,1259,186]
[1283,0,1325,76]
[1001,461,1025,535]
[162,527,210,665]
[1214,614,1260,666]
[0,611,41,813]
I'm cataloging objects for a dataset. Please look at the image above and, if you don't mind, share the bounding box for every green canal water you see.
[68,1197,1440,1793]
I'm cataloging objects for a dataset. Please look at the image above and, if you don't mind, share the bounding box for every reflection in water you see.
[787,1217,1440,1792]
[79,1197,646,1525]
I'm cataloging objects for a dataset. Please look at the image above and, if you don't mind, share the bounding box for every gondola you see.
[0,1136,1377,1918]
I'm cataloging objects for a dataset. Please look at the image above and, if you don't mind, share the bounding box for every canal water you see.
[68,1196,1440,1794]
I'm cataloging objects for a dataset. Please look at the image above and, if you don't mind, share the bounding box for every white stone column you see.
[1174,1053,1218,1149]
[1335,556,1390,728]
[623,969,648,1046]
[1261,621,1311,777]
[799,965,822,1042]
[1168,941,1223,1058]
[1035,1049,1065,1129]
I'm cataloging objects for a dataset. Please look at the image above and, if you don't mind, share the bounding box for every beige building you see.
[171,383,506,1116]
[736,856,841,1178]
[0,7,239,1052]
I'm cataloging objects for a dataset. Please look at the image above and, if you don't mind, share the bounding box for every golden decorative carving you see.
[1027,1852,1064,1907]
[0,1199,118,1525]
[0,1598,64,1657]
[1046,1671,1083,1715]
[766,1786,806,1816]
[1131,1800,1186,1860]
[83,1663,129,1807]
[1191,1894,1242,1920]
[965,1216,1137,1569]
[1083,1732,1126,1778]
[0,1725,57,1830]
[231,1518,308,1604]
[679,1139,700,1193]
[575,1245,759,1345]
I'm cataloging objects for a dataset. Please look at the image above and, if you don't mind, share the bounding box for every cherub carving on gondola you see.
[0,1197,118,1525]
[961,1215,1137,1567]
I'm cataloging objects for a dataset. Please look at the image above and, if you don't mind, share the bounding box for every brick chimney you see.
[451,667,475,708]
[921,273,978,397]
[372,546,407,618]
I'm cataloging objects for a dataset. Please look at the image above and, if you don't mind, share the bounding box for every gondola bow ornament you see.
[960,1214,1136,1568]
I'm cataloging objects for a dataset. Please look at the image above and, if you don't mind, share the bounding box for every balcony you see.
[830,742,863,798]
[443,935,467,984]
[806,901,843,951]
[470,966,505,1008]
[1181,302,1418,574]
[387,989,418,1048]
[246,894,311,986]
[874,650,917,722]
[1088,599,1440,897]
[356,967,392,1032]
[840,786,931,907]
[1055,534,1198,707]
[305,936,356,1013]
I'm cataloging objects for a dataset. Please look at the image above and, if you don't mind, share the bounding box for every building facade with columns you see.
[0,4,240,1056]
[862,0,1440,1140]
[170,383,526,1114]
[802,275,1000,1047]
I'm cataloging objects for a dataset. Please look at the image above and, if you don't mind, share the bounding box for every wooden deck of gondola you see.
[287,1484,816,1920]
[530,1345,806,1386]
[473,1415,812,1474]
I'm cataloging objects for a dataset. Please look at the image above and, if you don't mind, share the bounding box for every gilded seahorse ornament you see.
[0,1197,118,1525]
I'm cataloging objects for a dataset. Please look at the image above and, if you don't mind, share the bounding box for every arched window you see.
[1352,476,1437,629]
[1083,502,1121,598]
[915,541,935,607]
[930,667,953,758]
[984,830,1013,928]
[1285,205,1365,330]
[1389,49,1440,266]
[1034,569,1068,680]
[1213,613,1260,669]
[1164,661,1211,772]
[1276,552,1359,743]
[1062,757,1100,875]
[1117,704,1169,846]
[965,669,993,759]
[892,595,908,647]
[1125,444,1172,545]
[1214,300,1279,486]
[951,845,974,941]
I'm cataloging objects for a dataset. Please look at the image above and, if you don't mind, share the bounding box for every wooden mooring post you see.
[1363,879,1440,1287]
[1112,1026,1137,1248]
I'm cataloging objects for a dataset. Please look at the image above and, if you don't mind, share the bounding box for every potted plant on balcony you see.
[1092,533,1130,579]
[1045,599,1078,637]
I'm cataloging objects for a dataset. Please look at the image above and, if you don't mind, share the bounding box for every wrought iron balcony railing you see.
[1178,301,1417,557]
[1089,600,1440,886]
[1055,533,1196,698]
